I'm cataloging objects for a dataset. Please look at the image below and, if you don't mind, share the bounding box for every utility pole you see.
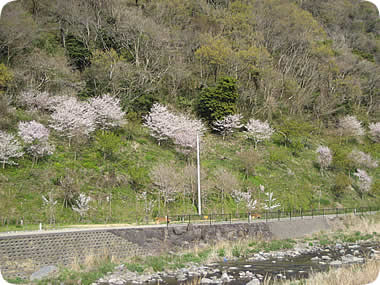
[197,134,202,215]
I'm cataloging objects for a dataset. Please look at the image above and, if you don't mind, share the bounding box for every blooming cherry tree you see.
[349,150,378,169]
[244,118,274,148]
[144,103,176,145]
[18,121,54,164]
[144,103,205,151]
[50,97,96,146]
[369,122,380,143]
[231,189,257,212]
[212,114,243,140]
[339,115,364,138]
[316,145,332,174]
[263,192,281,210]
[0,131,24,168]
[89,94,126,130]
[353,169,372,195]
[72,193,91,219]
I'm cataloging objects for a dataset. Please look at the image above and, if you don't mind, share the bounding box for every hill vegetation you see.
[0,0,379,225]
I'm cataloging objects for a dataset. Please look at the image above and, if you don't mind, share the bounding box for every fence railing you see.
[1,206,379,230]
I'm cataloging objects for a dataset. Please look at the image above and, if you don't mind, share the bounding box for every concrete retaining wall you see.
[0,218,330,279]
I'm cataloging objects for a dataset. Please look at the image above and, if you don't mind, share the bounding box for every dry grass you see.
[69,247,118,272]
[271,259,380,285]
[328,213,380,236]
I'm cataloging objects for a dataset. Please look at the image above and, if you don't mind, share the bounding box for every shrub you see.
[197,76,238,123]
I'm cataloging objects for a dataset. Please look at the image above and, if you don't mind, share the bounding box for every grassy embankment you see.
[1,117,379,230]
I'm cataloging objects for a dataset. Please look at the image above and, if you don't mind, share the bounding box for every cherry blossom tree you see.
[263,192,281,210]
[72,193,91,219]
[353,169,372,196]
[339,115,364,138]
[50,97,96,146]
[369,122,380,143]
[231,189,257,213]
[18,121,54,165]
[20,90,69,112]
[20,90,51,111]
[212,114,243,140]
[89,94,126,130]
[144,103,176,145]
[144,103,205,151]
[170,113,205,151]
[349,150,378,169]
[244,118,274,148]
[0,131,24,168]
[316,145,332,175]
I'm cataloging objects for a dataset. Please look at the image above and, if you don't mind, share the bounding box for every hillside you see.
[0,0,379,225]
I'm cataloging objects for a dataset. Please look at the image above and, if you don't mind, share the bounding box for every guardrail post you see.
[188,214,191,225]
[167,215,169,228]
[290,210,292,221]
[336,208,338,217]
[210,214,212,225]
[230,213,232,224]
[312,209,313,219]
[265,211,268,223]
[323,208,325,217]
[278,210,280,221]
[301,209,303,219]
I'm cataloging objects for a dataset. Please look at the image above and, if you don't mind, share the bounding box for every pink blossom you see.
[339,115,364,137]
[89,94,126,130]
[369,122,380,143]
[0,131,24,168]
[212,114,243,139]
[50,97,96,142]
[244,118,274,147]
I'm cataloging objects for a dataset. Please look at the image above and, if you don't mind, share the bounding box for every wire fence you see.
[1,206,379,230]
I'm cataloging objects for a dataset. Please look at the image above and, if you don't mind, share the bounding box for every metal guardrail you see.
[1,206,379,229]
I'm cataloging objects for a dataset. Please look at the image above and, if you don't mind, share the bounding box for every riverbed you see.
[95,241,380,285]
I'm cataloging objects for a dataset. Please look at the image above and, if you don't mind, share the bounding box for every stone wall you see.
[0,218,328,280]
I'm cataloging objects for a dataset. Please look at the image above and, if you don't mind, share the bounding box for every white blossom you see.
[349,150,378,169]
[212,114,243,139]
[144,103,205,150]
[72,193,91,218]
[89,94,126,130]
[18,121,54,161]
[369,122,380,143]
[353,169,372,194]
[144,103,176,144]
[244,118,274,147]
[263,192,281,210]
[339,115,364,137]
[20,90,51,111]
[0,131,24,168]
[231,189,257,211]
[316,145,332,171]
[50,97,96,144]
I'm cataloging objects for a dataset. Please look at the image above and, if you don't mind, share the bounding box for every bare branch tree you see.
[369,122,380,143]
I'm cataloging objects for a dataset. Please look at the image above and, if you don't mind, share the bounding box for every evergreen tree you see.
[197,76,238,123]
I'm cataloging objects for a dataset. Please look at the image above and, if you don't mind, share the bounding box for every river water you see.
[162,242,380,284]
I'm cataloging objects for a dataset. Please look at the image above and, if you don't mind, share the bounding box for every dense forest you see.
[0,0,379,225]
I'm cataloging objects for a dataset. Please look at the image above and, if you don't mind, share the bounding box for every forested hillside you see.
[0,0,379,224]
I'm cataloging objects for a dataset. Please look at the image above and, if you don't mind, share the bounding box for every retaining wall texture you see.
[0,218,328,279]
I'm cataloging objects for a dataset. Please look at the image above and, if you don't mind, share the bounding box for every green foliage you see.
[0,64,13,91]
[332,173,351,198]
[94,131,123,161]
[65,34,91,71]
[197,76,238,123]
